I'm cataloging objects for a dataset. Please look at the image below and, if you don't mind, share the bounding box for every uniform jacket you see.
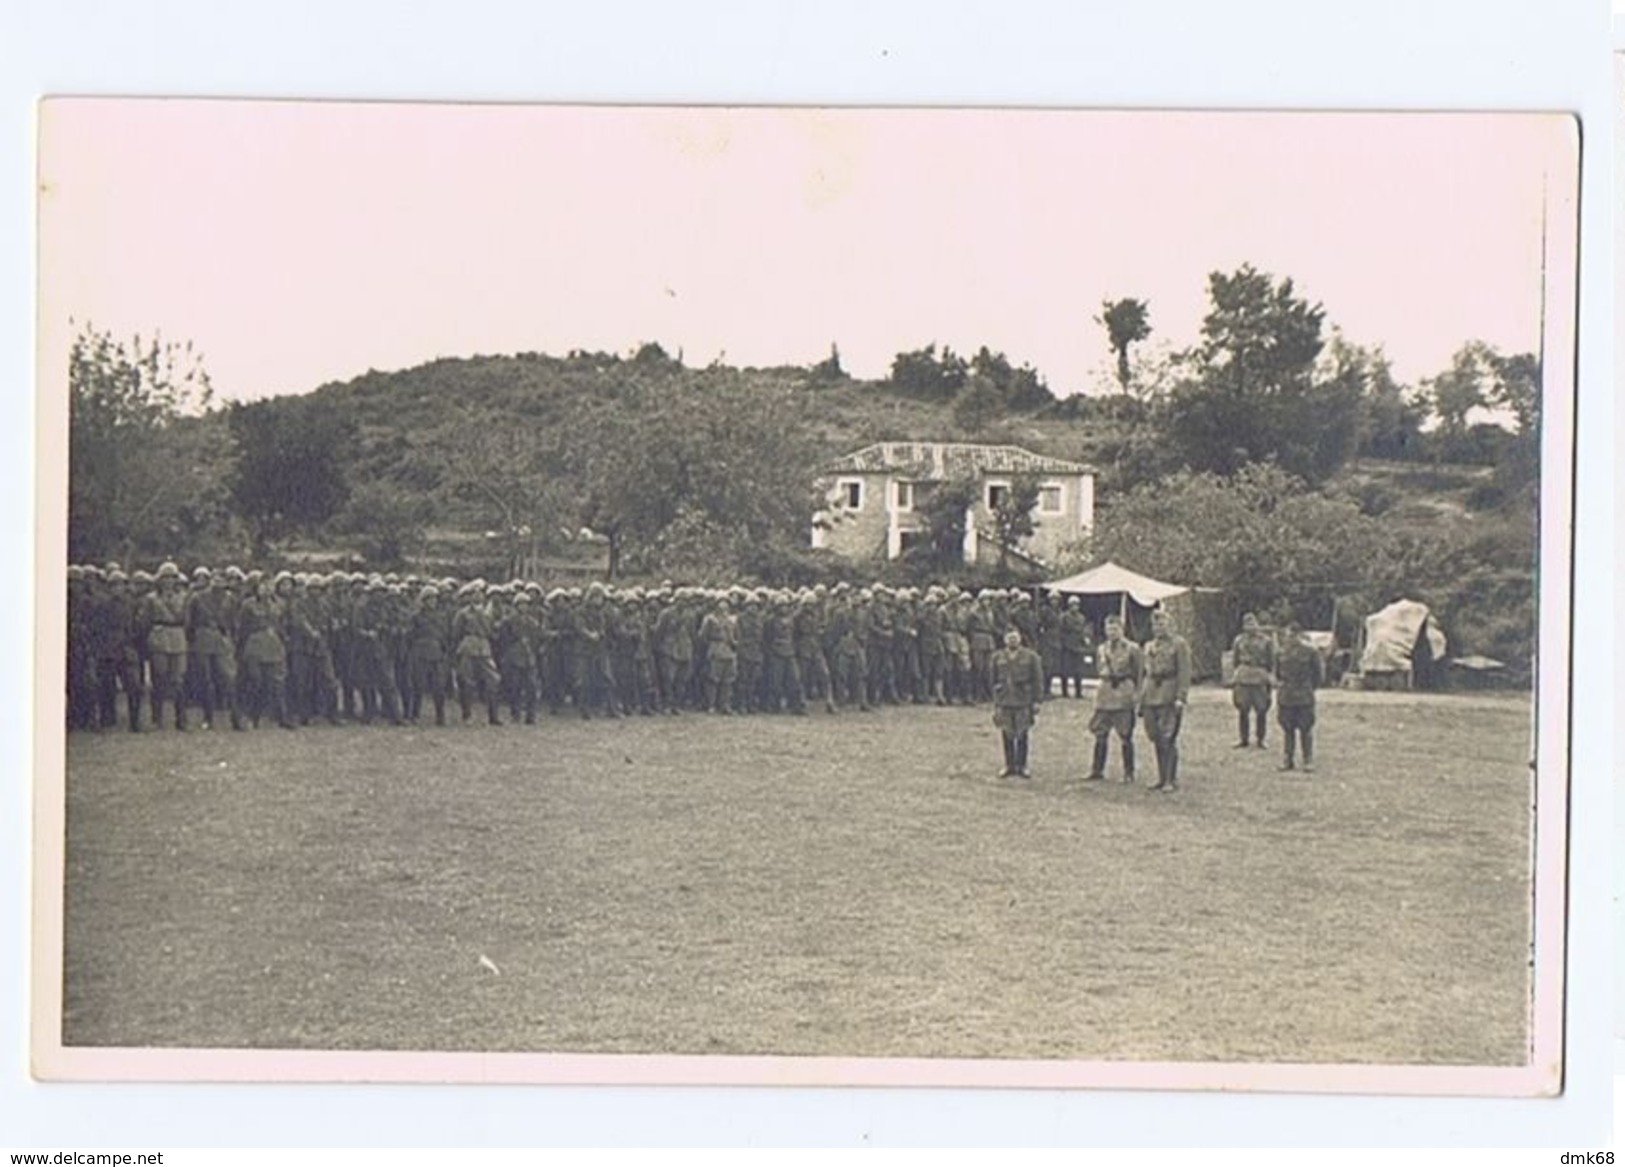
[1093,637,1143,711]
[1276,639,1324,706]
[1230,630,1277,687]
[1140,633,1193,707]
[992,645,1045,708]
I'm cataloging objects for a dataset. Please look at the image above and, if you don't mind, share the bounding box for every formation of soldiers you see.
[64,561,1106,733]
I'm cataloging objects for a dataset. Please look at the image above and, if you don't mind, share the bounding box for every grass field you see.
[60,686,1534,1065]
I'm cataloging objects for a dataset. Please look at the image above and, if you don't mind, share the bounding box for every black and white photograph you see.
[34,99,1576,1093]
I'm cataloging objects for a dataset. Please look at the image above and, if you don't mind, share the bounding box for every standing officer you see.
[1139,608,1193,793]
[867,587,898,705]
[698,596,739,714]
[793,589,835,714]
[734,590,766,714]
[832,589,871,712]
[404,585,452,725]
[653,587,694,714]
[186,566,242,730]
[451,581,502,725]
[142,562,192,730]
[1057,596,1093,698]
[966,592,996,703]
[1229,611,1277,749]
[892,589,921,704]
[1276,620,1325,773]
[495,589,544,724]
[574,582,620,719]
[1085,614,1142,782]
[90,569,145,731]
[991,628,1044,779]
[237,574,295,729]
[915,588,947,706]
[762,593,805,714]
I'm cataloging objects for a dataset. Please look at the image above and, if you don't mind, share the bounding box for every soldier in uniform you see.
[1276,620,1325,773]
[915,589,947,706]
[1085,614,1142,782]
[281,573,323,725]
[966,592,997,703]
[307,575,344,724]
[793,589,836,714]
[628,591,659,715]
[698,596,738,714]
[451,580,502,725]
[762,593,805,714]
[67,567,98,730]
[1036,591,1063,702]
[1139,608,1193,793]
[355,576,406,725]
[1057,596,1093,698]
[142,562,192,730]
[574,582,620,719]
[653,588,694,714]
[186,566,243,730]
[866,587,897,705]
[89,569,145,732]
[734,590,766,713]
[237,574,295,729]
[991,629,1044,779]
[403,585,452,725]
[1229,612,1277,749]
[495,589,543,724]
[943,594,971,704]
[332,574,366,722]
[892,589,921,704]
[831,589,871,712]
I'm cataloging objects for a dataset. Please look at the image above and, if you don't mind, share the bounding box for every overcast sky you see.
[37,100,1576,402]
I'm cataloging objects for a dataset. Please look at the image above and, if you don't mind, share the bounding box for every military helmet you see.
[420,585,440,601]
[106,569,129,584]
[191,566,212,582]
[156,561,182,581]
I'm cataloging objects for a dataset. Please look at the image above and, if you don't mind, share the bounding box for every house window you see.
[986,481,1010,511]
[895,481,914,511]
[898,530,923,554]
[1038,484,1063,514]
[837,479,864,510]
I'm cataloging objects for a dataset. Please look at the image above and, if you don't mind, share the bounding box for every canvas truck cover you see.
[1360,599,1447,673]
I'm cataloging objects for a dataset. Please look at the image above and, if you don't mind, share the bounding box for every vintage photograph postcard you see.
[32,100,1577,1093]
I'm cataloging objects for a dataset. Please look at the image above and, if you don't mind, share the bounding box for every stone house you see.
[811,441,1095,568]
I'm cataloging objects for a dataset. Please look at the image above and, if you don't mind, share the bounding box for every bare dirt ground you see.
[59,686,1534,1064]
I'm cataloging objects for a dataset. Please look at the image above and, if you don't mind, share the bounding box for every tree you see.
[1090,462,1420,612]
[331,482,435,569]
[989,474,1042,577]
[1162,265,1361,484]
[1352,342,1426,460]
[1096,298,1152,393]
[1423,342,1491,441]
[808,342,847,385]
[951,373,1004,435]
[912,477,980,569]
[227,396,357,555]
[889,343,968,400]
[68,321,226,562]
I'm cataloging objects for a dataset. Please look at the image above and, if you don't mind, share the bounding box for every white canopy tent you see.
[1041,561,1189,614]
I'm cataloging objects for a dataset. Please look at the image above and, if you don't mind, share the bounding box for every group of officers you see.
[988,606,1324,791]
[66,559,1324,793]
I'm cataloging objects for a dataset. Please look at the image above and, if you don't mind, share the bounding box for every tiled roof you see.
[826,442,1091,478]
